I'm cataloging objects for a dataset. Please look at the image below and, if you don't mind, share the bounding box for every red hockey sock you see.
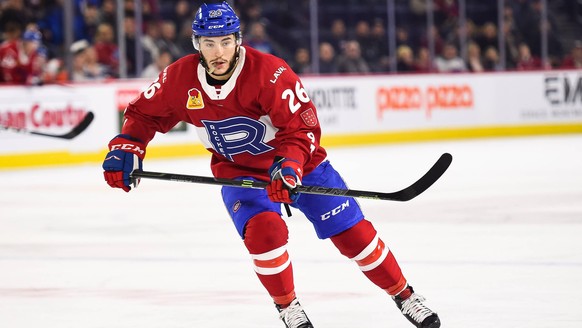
[330,219,408,296]
[396,286,412,300]
[244,212,296,306]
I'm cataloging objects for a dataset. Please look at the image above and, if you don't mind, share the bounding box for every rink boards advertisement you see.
[1,70,581,168]
[308,70,582,134]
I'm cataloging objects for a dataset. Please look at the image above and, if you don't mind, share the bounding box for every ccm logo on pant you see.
[321,200,350,221]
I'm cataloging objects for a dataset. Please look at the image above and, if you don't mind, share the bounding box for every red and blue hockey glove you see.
[267,157,303,204]
[102,134,146,192]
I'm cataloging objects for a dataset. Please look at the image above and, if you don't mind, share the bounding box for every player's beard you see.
[203,47,239,77]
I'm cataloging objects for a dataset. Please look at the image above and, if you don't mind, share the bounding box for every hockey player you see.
[102,2,441,328]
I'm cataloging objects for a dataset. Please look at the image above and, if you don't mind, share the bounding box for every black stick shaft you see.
[131,153,452,202]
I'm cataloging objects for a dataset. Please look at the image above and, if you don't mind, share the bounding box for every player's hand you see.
[267,157,303,203]
[102,134,146,192]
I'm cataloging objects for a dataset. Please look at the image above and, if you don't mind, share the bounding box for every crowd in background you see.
[0,0,581,86]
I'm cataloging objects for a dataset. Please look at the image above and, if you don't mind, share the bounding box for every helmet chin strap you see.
[200,45,241,77]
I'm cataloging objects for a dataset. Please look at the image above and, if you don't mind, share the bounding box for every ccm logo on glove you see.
[109,143,145,155]
[102,134,146,192]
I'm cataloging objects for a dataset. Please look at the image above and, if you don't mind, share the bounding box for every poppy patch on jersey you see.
[300,108,317,127]
[186,88,205,110]
[233,200,241,213]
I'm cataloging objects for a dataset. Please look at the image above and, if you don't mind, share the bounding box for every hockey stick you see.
[131,153,452,201]
[0,111,94,140]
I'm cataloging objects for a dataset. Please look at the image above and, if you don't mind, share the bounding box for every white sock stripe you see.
[359,245,389,271]
[253,257,291,275]
[351,235,379,261]
[251,244,287,261]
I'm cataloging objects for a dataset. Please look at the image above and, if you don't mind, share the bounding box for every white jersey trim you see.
[197,46,247,100]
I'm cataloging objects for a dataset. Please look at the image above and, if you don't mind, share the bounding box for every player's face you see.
[199,35,238,78]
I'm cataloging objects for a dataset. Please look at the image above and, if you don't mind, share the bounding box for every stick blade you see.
[30,111,94,139]
[390,152,453,201]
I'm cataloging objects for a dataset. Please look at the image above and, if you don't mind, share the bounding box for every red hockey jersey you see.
[122,46,327,181]
[0,40,43,85]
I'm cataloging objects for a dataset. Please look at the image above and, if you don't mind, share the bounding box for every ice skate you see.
[393,286,440,328]
[276,298,314,328]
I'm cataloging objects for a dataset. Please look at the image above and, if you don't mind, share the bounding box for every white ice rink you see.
[1,135,581,328]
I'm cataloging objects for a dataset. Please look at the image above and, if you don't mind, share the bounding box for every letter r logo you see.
[201,116,274,161]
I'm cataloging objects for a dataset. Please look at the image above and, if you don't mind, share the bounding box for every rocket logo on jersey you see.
[186,88,205,110]
[202,117,274,161]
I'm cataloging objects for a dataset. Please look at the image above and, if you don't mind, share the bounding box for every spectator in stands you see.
[501,6,523,69]
[123,13,153,77]
[466,42,484,72]
[515,42,542,70]
[240,1,288,53]
[322,18,348,55]
[100,0,118,28]
[93,22,119,77]
[244,21,284,57]
[354,20,376,67]
[84,44,110,80]
[38,0,96,57]
[447,20,476,69]
[396,45,417,72]
[560,40,582,69]
[521,0,563,62]
[35,1,64,58]
[81,1,101,43]
[336,40,370,74]
[434,42,467,72]
[449,19,478,48]
[434,0,460,31]
[396,27,414,51]
[0,24,46,85]
[419,25,444,56]
[22,28,48,85]
[483,46,502,71]
[70,39,107,81]
[141,48,173,79]
[475,22,498,53]
[176,20,196,56]
[155,20,185,62]
[290,47,311,75]
[317,41,338,74]
[166,0,192,34]
[415,46,433,73]
[240,1,267,27]
[141,21,162,62]
[369,19,390,72]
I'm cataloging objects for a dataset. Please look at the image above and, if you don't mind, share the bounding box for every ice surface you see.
[1,135,581,327]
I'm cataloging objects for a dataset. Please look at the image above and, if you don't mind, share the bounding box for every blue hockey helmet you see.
[23,29,42,42]
[192,1,241,38]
